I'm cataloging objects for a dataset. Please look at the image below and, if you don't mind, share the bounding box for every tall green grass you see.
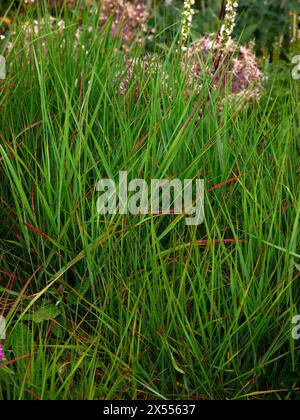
[0,5,300,400]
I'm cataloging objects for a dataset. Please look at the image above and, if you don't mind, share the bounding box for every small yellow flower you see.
[0,17,12,25]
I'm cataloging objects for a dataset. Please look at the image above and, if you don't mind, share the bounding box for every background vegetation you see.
[0,0,300,400]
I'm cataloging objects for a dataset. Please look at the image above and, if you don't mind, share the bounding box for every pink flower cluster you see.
[0,343,5,363]
[119,34,263,107]
[23,0,150,48]
[100,0,150,46]
[183,34,263,104]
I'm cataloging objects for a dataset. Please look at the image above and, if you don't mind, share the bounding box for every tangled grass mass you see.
[0,0,300,402]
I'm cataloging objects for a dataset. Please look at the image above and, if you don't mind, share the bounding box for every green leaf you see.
[170,352,186,375]
[295,263,300,272]
[23,305,60,324]
[10,323,33,358]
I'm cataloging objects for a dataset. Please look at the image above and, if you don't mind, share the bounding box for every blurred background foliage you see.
[153,0,300,55]
[1,0,300,55]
